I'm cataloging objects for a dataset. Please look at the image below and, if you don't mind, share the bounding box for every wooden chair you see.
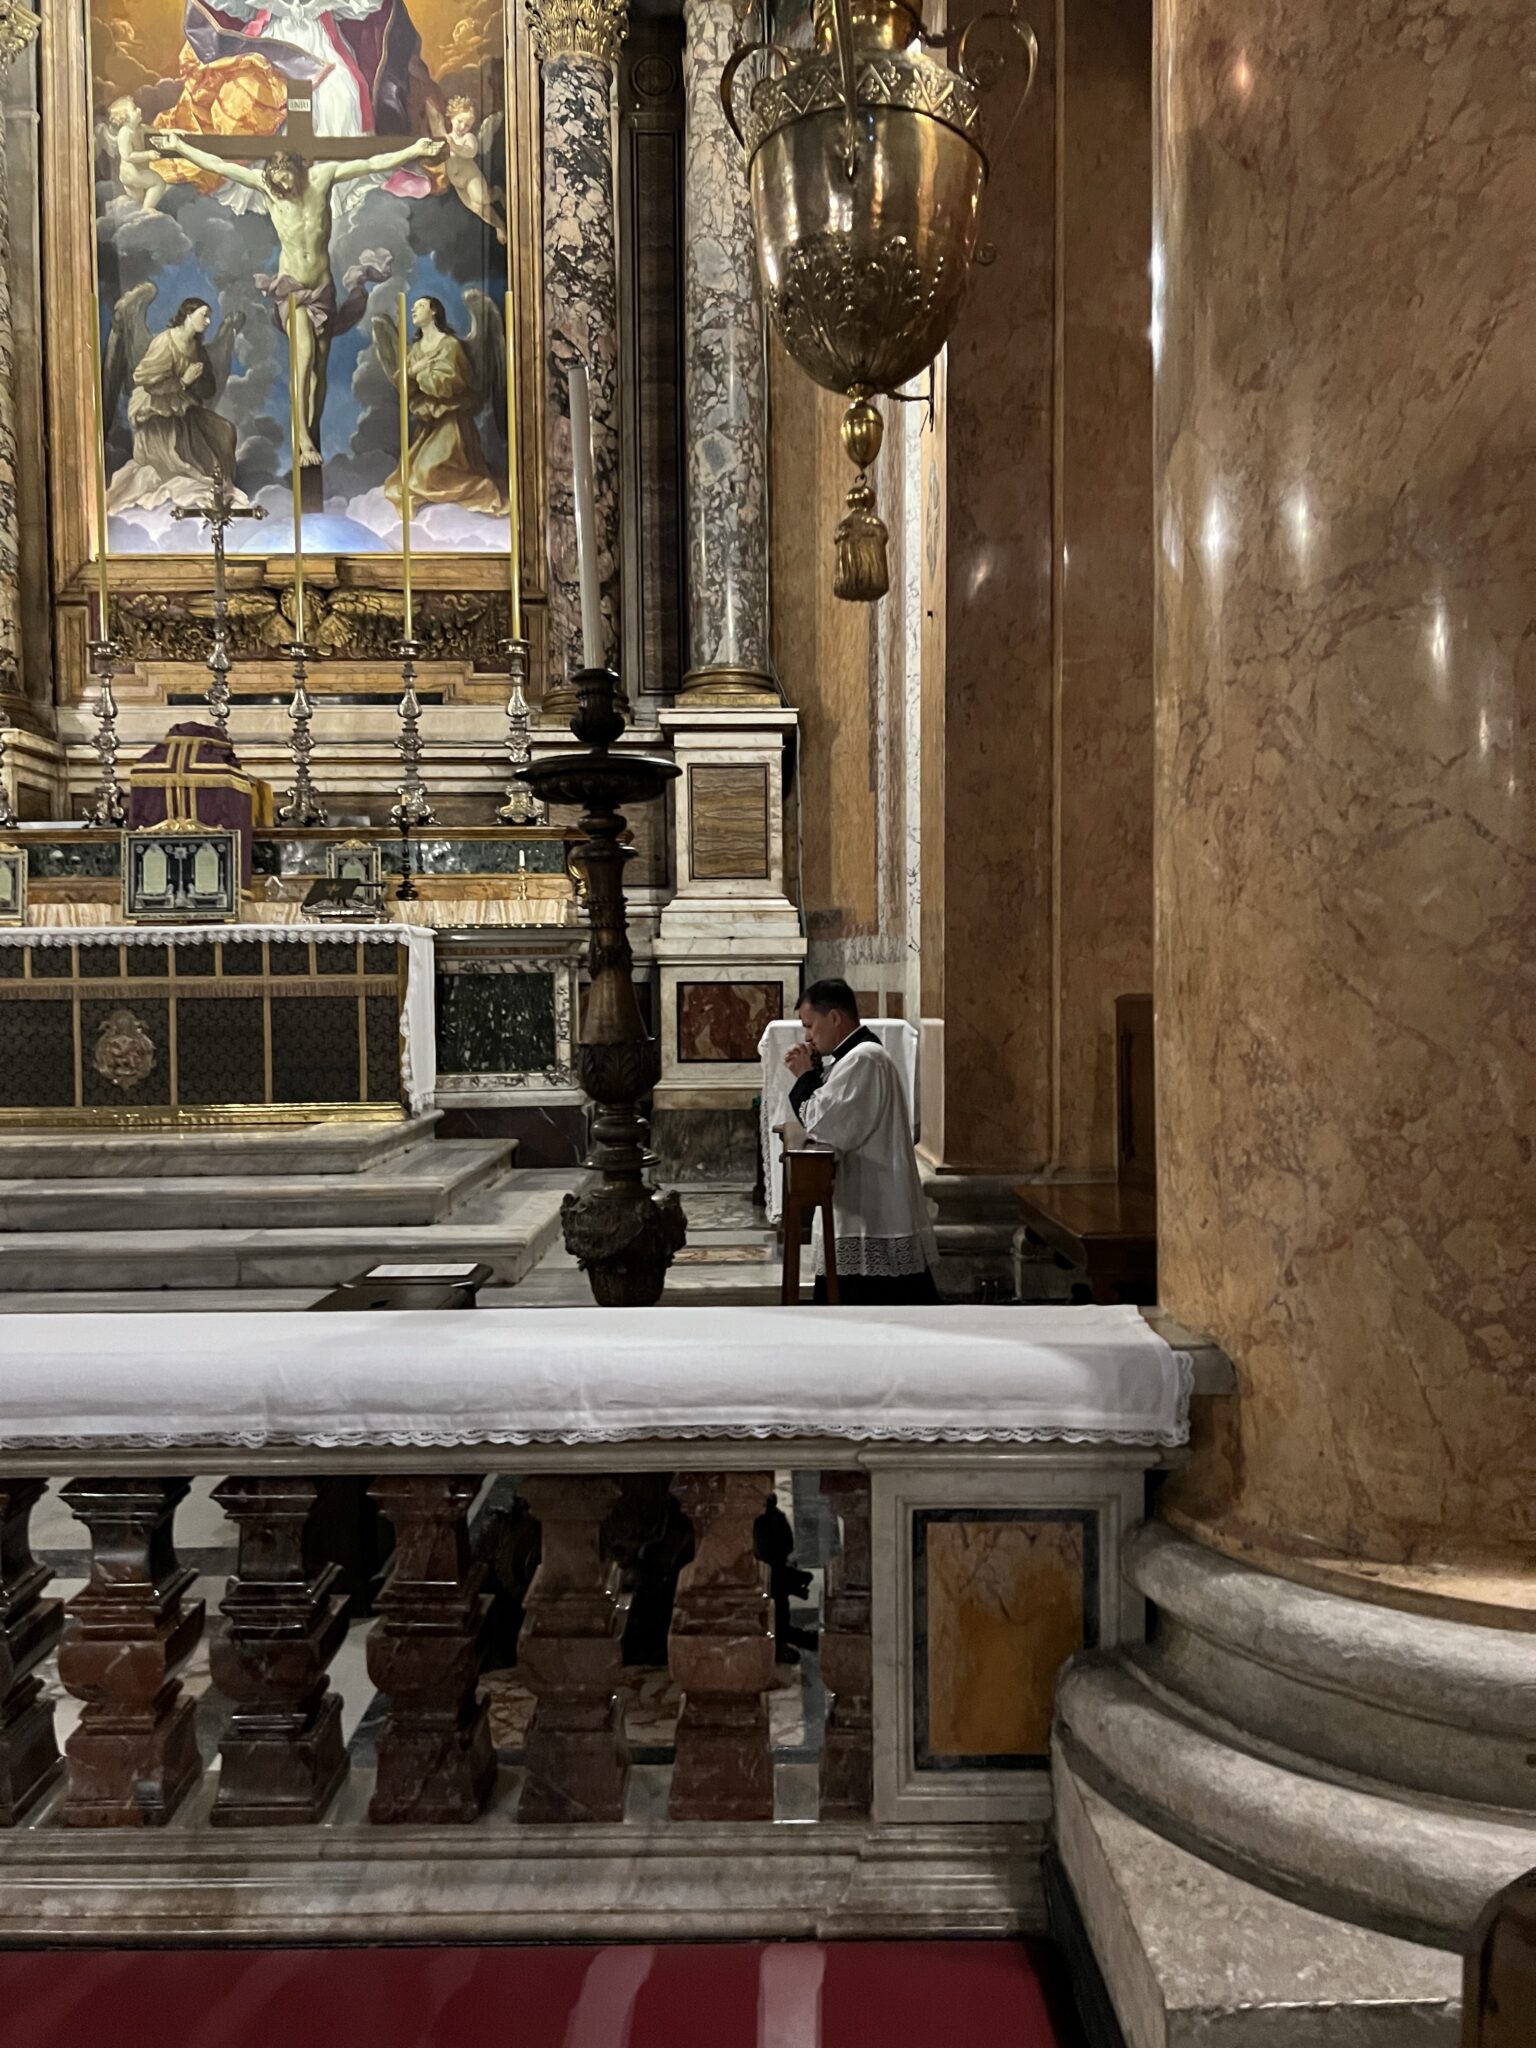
[1014,995,1157,1305]
[780,1141,839,1304]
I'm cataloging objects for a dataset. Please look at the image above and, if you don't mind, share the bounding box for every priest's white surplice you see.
[797,1040,939,1278]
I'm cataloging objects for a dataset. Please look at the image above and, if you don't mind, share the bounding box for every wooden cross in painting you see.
[157,97,442,509]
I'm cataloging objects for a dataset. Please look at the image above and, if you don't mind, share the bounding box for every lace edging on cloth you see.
[1,1355,1194,1452]
[0,924,411,947]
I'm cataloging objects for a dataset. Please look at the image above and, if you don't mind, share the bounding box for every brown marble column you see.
[667,1471,775,1822]
[0,1479,61,1823]
[1153,0,1531,1600]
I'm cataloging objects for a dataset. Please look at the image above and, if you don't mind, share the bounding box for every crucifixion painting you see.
[90,0,515,556]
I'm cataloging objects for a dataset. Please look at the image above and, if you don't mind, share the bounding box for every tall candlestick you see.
[567,359,602,671]
[397,292,413,641]
[504,290,522,645]
[88,294,111,634]
[286,294,306,643]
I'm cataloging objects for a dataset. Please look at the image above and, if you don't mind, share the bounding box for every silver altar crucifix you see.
[171,466,265,740]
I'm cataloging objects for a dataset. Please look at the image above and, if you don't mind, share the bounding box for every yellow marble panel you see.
[689,765,769,882]
[923,1517,1087,1760]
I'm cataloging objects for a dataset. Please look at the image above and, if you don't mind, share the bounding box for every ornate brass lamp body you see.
[724,0,1037,600]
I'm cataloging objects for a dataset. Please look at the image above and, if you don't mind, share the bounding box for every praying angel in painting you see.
[429,96,507,245]
[104,289,244,516]
[380,294,508,517]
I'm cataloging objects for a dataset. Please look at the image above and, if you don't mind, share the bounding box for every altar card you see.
[123,827,240,923]
[0,847,24,925]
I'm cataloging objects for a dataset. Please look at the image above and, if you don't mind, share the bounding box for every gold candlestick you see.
[286,294,306,643]
[397,292,413,641]
[504,288,522,644]
[88,293,111,634]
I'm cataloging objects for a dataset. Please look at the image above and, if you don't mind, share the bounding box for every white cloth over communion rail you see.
[0,1303,1192,1451]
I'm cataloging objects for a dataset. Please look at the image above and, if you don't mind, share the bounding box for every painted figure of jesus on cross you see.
[159,116,443,494]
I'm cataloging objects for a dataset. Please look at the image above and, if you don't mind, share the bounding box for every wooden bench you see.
[1014,995,1157,1306]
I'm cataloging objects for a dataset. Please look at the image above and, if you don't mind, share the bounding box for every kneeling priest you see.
[784,979,940,1305]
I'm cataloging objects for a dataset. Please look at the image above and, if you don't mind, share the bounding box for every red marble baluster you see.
[366,1476,495,1824]
[57,1477,205,1827]
[818,1470,873,1820]
[0,1479,63,1824]
[667,1471,776,1822]
[516,1476,630,1823]
[209,1476,350,1826]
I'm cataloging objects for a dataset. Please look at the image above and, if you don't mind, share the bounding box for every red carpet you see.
[0,1941,1074,2048]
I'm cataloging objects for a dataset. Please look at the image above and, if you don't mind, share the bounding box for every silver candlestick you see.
[390,638,436,830]
[0,699,16,829]
[83,637,126,827]
[276,640,327,826]
[495,637,545,824]
[171,466,264,740]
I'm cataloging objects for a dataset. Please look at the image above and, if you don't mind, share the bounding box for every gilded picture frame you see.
[122,825,240,922]
[0,847,25,926]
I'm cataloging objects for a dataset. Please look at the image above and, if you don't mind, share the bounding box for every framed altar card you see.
[326,840,384,893]
[0,848,24,925]
[123,828,240,923]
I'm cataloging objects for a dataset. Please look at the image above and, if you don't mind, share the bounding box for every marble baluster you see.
[817,1471,872,1820]
[515,1476,630,1823]
[0,1479,62,1824]
[679,0,774,702]
[532,0,627,718]
[366,1475,495,1824]
[209,1476,350,1827]
[667,1470,775,1822]
[57,1478,205,1827]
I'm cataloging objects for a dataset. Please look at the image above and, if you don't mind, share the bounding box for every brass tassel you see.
[833,474,890,602]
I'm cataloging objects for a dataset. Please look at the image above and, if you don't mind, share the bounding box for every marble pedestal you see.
[651,708,804,1178]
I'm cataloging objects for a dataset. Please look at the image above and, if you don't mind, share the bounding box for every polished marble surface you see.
[1153,0,1532,1577]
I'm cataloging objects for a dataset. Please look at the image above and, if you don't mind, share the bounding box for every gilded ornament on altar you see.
[0,3,40,65]
[527,0,629,65]
[723,0,1038,601]
[92,1009,157,1092]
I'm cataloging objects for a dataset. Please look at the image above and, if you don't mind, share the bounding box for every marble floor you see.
[0,1941,1080,2047]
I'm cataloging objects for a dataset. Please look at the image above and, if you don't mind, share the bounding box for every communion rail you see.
[0,1304,1200,1943]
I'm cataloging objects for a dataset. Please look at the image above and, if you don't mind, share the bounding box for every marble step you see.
[0,1113,443,1181]
[0,1140,514,1233]
[0,1176,572,1292]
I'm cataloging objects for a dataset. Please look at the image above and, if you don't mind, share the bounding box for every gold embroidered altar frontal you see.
[0,931,411,1128]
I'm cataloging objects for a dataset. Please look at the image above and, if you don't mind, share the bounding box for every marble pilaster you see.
[679,0,774,703]
[532,0,627,717]
[0,5,39,722]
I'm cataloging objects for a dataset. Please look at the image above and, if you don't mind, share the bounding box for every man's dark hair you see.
[799,977,859,1021]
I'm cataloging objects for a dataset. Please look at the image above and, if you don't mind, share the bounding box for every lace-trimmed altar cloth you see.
[0,1304,1192,1451]
[0,922,436,1114]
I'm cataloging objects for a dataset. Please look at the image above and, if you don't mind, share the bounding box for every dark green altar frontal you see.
[0,934,408,1127]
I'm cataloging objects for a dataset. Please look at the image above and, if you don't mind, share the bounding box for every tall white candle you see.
[566,359,602,671]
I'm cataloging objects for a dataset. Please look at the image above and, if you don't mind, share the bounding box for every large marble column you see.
[678,0,774,703]
[532,0,627,720]
[1055,0,1535,2013]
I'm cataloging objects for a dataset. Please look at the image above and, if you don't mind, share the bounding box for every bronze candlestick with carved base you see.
[521,666,686,1307]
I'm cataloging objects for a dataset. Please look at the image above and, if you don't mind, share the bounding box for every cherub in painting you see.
[104,96,170,215]
[429,95,507,246]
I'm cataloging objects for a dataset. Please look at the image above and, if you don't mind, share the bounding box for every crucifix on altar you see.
[157,101,443,510]
[172,465,265,736]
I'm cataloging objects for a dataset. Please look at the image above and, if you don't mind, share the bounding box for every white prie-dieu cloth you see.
[0,1304,1192,1451]
[796,1038,938,1279]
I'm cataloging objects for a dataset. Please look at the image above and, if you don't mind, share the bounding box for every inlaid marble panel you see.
[677,979,780,1063]
[914,1510,1095,1768]
[689,764,769,881]
[437,968,559,1076]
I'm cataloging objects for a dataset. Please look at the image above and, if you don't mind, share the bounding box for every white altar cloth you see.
[0,922,437,1114]
[0,1303,1191,1451]
[758,1018,920,1222]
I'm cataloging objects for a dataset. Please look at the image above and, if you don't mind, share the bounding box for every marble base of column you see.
[667,1471,775,1822]
[818,1471,872,1821]
[515,1476,630,1824]
[678,665,781,707]
[0,1480,62,1825]
[367,1476,495,1824]
[209,1477,350,1827]
[57,1478,205,1828]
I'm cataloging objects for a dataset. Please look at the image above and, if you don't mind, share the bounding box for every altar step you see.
[0,1139,513,1233]
[0,1114,443,1181]
[0,1148,578,1293]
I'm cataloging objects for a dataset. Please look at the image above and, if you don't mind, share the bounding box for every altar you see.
[0,923,435,1126]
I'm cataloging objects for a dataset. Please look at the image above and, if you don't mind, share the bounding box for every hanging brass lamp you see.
[723,0,1037,601]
